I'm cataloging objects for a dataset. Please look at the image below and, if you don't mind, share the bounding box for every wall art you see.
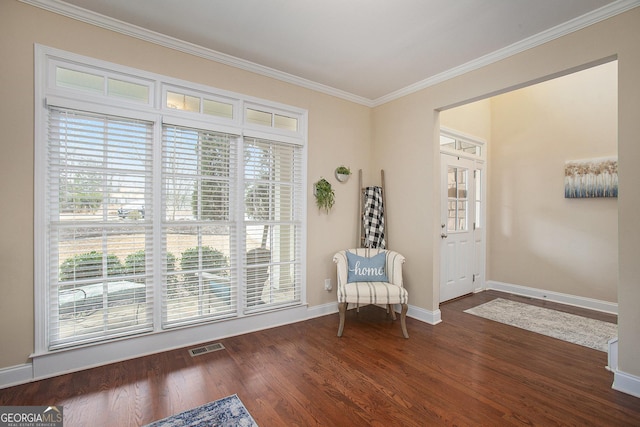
[564,157,618,198]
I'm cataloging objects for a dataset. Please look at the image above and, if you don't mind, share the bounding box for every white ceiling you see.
[28,0,638,104]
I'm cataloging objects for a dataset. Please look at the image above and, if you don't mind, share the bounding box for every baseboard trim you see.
[407,305,442,325]
[0,301,434,389]
[0,363,33,389]
[305,302,339,319]
[607,338,619,371]
[608,338,640,398]
[486,280,618,314]
[612,369,640,398]
[25,305,309,388]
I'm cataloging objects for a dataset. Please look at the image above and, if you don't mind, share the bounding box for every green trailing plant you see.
[314,178,335,213]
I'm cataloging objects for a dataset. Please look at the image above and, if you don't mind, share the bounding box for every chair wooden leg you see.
[388,304,397,320]
[400,303,409,338]
[337,302,347,337]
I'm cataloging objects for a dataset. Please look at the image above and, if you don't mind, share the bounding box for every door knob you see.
[441,233,448,239]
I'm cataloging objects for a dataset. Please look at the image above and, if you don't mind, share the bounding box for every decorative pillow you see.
[346,251,388,283]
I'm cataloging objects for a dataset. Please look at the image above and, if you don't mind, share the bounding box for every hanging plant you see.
[313,178,335,213]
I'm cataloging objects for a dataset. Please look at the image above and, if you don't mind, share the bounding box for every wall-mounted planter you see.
[335,166,351,183]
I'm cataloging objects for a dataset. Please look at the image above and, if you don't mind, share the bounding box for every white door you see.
[440,153,484,302]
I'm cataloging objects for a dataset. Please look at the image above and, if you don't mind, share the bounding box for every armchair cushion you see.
[346,251,388,282]
[339,281,408,305]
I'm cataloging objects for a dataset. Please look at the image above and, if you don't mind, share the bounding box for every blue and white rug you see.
[464,298,617,352]
[145,394,258,427]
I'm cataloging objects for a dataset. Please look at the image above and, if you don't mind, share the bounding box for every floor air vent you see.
[188,342,225,357]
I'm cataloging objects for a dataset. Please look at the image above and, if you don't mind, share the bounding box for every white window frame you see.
[33,45,307,375]
[440,126,486,161]
[162,83,242,125]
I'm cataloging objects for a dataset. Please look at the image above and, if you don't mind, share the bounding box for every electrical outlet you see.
[324,278,332,291]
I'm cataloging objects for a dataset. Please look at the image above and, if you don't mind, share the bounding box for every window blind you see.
[243,138,303,312]
[47,107,154,349]
[38,49,307,353]
[162,125,238,328]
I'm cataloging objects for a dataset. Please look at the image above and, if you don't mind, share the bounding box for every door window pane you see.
[475,169,482,229]
[440,135,456,150]
[447,166,467,232]
[459,140,481,156]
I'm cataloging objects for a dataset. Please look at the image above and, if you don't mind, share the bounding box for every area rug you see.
[145,394,258,427]
[464,298,617,352]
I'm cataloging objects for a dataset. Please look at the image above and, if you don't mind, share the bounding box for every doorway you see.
[438,60,618,306]
[439,128,486,303]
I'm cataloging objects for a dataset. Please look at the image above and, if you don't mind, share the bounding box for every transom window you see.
[36,46,306,351]
[440,127,484,159]
[165,89,236,119]
[246,106,299,132]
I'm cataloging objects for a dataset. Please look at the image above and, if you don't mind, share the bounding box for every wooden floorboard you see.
[1,290,638,426]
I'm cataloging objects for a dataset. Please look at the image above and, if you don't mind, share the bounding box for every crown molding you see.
[20,0,640,108]
[19,0,375,106]
[372,0,640,106]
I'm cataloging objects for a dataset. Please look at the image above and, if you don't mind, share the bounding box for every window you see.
[54,64,152,104]
[161,125,238,327]
[440,128,484,159]
[474,168,482,229]
[243,138,303,310]
[36,46,306,352]
[246,106,299,132]
[447,166,468,232]
[47,108,154,349]
[165,89,235,119]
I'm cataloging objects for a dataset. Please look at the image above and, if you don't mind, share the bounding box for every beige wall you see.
[440,100,492,142]
[490,62,618,301]
[440,63,618,302]
[373,9,640,377]
[0,1,370,368]
[372,92,438,309]
[2,1,640,381]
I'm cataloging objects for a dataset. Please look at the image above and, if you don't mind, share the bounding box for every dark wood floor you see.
[1,290,638,426]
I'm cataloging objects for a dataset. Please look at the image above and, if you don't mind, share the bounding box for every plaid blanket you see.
[363,186,385,248]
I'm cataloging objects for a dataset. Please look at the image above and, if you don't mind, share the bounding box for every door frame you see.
[439,127,487,302]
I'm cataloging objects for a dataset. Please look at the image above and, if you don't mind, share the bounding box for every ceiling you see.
[28,0,637,104]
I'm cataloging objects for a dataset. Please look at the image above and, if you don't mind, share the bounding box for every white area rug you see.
[464,298,617,352]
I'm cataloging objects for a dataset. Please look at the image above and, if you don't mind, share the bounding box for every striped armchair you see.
[333,249,408,338]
